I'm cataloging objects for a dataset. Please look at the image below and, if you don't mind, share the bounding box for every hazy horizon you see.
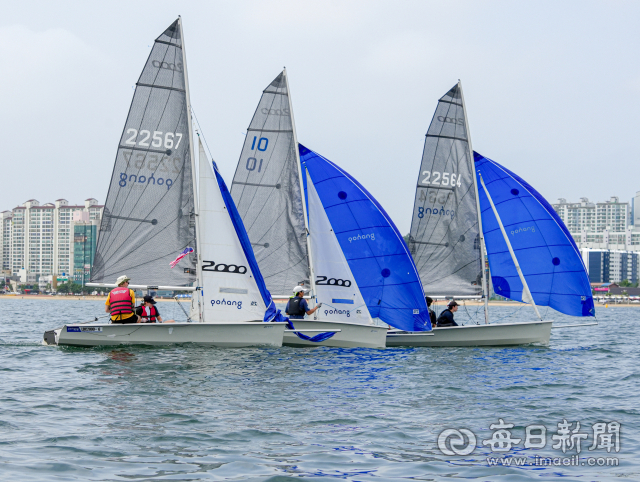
[2,0,639,233]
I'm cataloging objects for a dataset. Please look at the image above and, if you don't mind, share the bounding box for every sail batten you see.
[230,71,308,295]
[408,83,482,297]
[92,18,196,286]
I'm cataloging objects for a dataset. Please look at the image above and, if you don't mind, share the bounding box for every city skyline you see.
[2,1,640,235]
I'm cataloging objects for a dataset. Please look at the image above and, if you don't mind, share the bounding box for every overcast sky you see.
[2,0,639,233]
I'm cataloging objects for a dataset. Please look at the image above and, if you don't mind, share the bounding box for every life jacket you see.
[140,305,158,323]
[109,287,134,316]
[436,309,455,326]
[287,297,306,316]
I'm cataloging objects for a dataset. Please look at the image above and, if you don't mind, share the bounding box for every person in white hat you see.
[285,285,322,319]
[104,275,139,324]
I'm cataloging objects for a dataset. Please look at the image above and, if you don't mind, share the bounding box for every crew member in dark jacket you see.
[436,300,459,327]
[285,285,322,319]
[426,296,437,326]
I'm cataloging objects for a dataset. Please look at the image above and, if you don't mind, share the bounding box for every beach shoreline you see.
[1,294,638,308]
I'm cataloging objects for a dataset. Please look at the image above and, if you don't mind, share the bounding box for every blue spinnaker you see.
[213,161,286,322]
[474,152,595,317]
[299,144,431,331]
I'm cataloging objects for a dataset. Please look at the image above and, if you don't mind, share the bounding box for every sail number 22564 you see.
[421,171,461,187]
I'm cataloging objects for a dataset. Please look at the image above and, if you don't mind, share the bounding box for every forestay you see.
[92,19,196,286]
[299,144,431,332]
[305,171,372,324]
[474,152,595,317]
[198,140,279,322]
[408,83,482,297]
[230,71,308,295]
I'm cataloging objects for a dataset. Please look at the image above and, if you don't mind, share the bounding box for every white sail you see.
[198,140,270,322]
[306,171,372,324]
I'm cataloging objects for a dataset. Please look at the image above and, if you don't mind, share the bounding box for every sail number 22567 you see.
[124,129,183,150]
[421,171,462,187]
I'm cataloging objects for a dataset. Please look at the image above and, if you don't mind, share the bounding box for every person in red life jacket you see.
[105,275,139,324]
[135,295,175,323]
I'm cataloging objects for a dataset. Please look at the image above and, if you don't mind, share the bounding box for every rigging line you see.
[94,41,178,257]
[232,93,294,233]
[190,106,216,162]
[239,135,294,235]
[100,157,190,265]
[415,103,472,259]
[227,76,283,196]
[414,211,478,274]
[230,77,286,203]
[98,45,186,254]
[411,97,462,247]
[422,257,481,285]
[416,151,475,263]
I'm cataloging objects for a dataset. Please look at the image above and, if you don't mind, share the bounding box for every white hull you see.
[386,320,552,347]
[283,320,387,348]
[45,322,287,348]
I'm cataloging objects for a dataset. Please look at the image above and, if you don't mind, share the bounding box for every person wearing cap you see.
[436,300,459,327]
[285,285,322,319]
[135,295,175,323]
[425,296,437,326]
[105,275,139,324]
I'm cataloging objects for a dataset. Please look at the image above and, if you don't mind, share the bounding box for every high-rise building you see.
[582,249,639,284]
[3,198,103,279]
[73,214,98,285]
[596,196,629,232]
[553,196,629,233]
[633,191,640,228]
[553,198,596,233]
[1,211,12,271]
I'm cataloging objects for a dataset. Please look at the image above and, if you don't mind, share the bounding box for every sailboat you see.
[387,82,595,347]
[43,18,286,347]
[230,70,432,347]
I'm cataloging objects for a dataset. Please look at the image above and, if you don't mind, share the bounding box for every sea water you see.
[0,298,638,481]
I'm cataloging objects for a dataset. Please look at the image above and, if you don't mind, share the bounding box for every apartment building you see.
[1,198,103,280]
[582,249,639,284]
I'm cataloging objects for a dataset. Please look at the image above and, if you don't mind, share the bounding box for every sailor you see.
[135,295,175,323]
[105,275,139,324]
[285,285,322,319]
[436,300,459,327]
[426,296,437,326]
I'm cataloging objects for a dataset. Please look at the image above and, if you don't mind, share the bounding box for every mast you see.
[179,16,202,321]
[459,81,490,324]
[283,68,317,300]
[478,173,542,320]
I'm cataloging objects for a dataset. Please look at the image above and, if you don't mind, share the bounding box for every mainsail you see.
[92,19,196,286]
[198,140,279,322]
[230,71,308,295]
[475,152,595,317]
[300,144,431,332]
[408,83,482,297]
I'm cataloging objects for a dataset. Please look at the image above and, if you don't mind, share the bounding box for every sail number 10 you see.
[246,136,269,172]
[421,171,461,187]
[125,129,183,150]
